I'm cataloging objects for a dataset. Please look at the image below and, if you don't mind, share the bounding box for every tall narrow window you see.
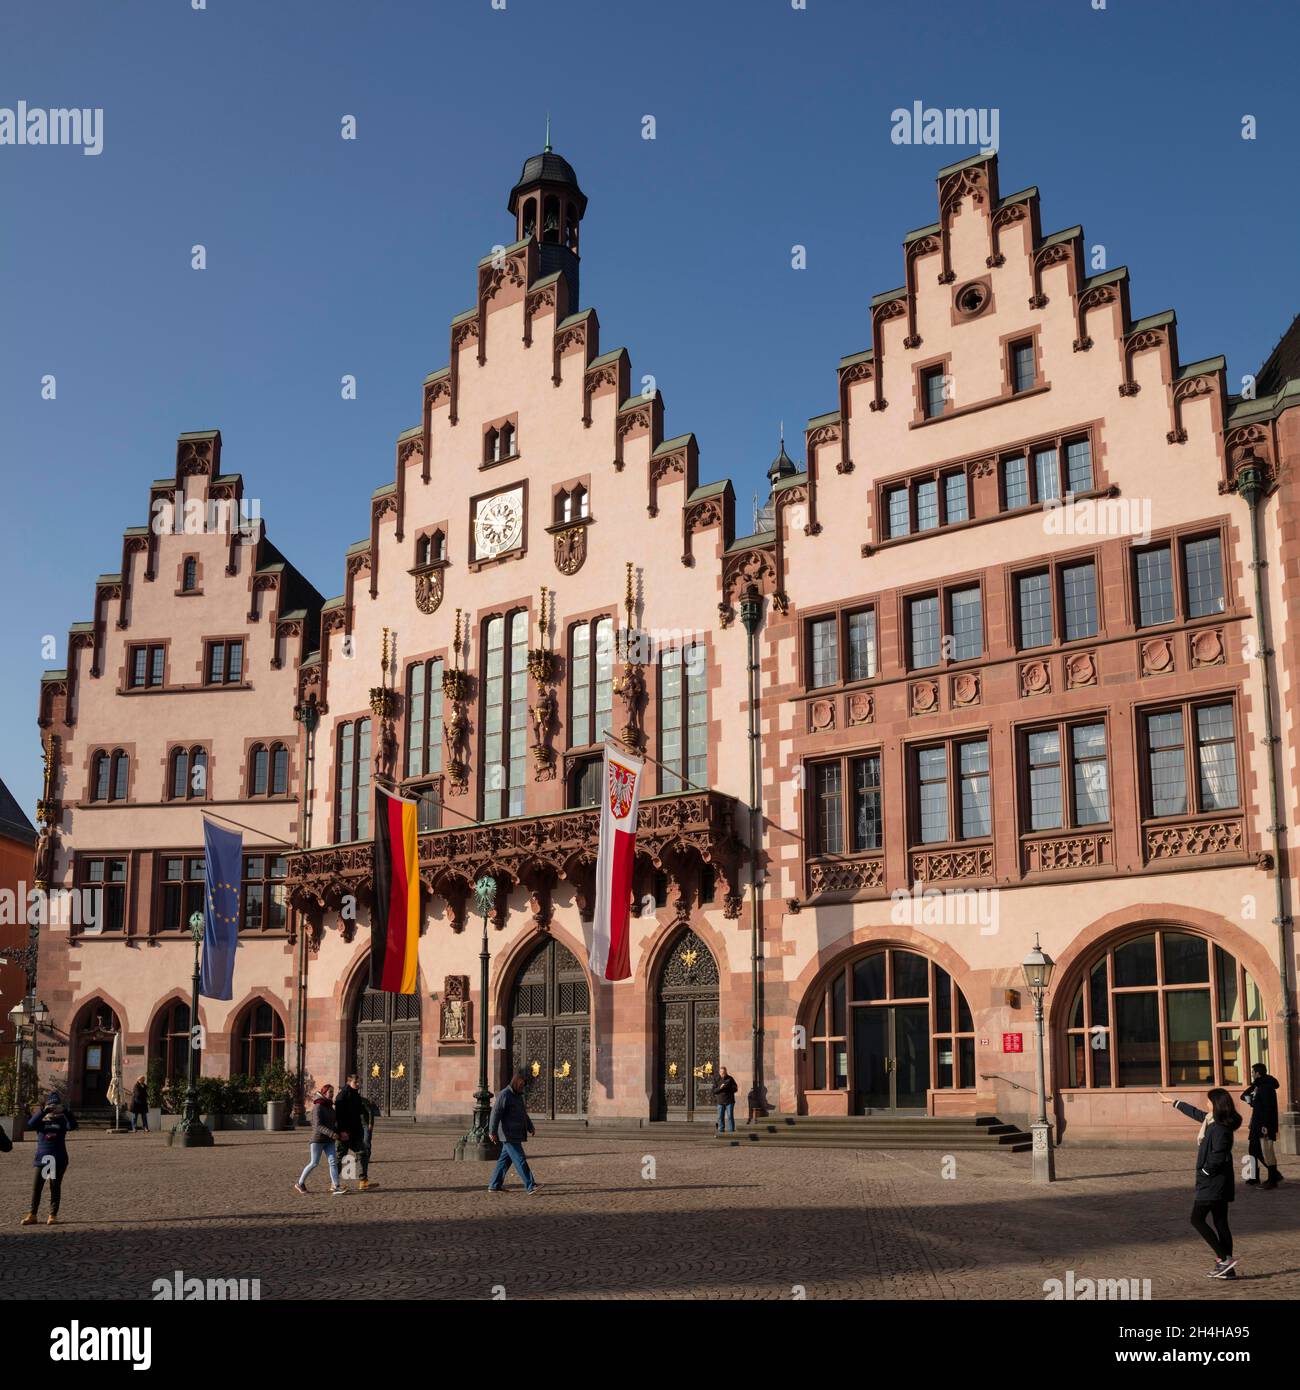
[1027,730,1062,831]
[886,486,910,538]
[958,741,991,837]
[917,748,948,843]
[250,744,269,796]
[1011,340,1036,393]
[483,611,529,821]
[851,754,882,852]
[809,617,839,688]
[334,718,371,842]
[182,557,197,592]
[1061,561,1098,641]
[1196,703,1238,810]
[405,658,445,778]
[944,471,969,524]
[846,610,877,682]
[171,747,191,801]
[499,422,515,458]
[916,478,939,531]
[111,751,129,801]
[660,643,708,792]
[92,752,111,802]
[1072,722,1109,825]
[909,594,941,669]
[1066,438,1093,494]
[1003,456,1029,510]
[1145,711,1187,817]
[270,744,288,795]
[569,617,614,749]
[949,586,982,661]
[1183,536,1225,618]
[814,762,844,855]
[1017,572,1053,649]
[922,366,948,419]
[1034,447,1060,502]
[158,856,205,933]
[1135,545,1175,627]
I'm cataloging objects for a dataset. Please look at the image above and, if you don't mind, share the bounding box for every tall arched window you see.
[484,428,500,464]
[170,746,206,800]
[1063,928,1267,1089]
[249,744,268,796]
[270,743,288,795]
[482,611,529,821]
[92,751,111,802]
[570,617,614,748]
[499,422,515,459]
[522,196,537,241]
[335,718,371,842]
[415,535,431,567]
[152,1000,194,1082]
[232,1000,286,1078]
[182,556,197,592]
[110,750,129,801]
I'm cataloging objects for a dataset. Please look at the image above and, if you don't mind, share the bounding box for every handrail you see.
[980,1071,1052,1100]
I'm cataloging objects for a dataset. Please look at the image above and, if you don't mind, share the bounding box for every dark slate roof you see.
[0,776,36,846]
[1257,312,1300,397]
[768,441,798,485]
[508,150,587,216]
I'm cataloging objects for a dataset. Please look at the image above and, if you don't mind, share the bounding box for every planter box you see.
[223,1113,265,1131]
[148,1107,163,1131]
[200,1113,222,1131]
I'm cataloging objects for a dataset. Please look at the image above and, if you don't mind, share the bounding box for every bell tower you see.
[508,119,587,308]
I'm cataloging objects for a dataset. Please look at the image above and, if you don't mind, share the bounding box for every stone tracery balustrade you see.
[286,788,743,930]
[1022,830,1113,874]
[1144,816,1244,863]
[807,854,885,896]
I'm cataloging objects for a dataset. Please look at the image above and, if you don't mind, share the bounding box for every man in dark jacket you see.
[487,1071,538,1193]
[1241,1064,1283,1189]
[23,1092,78,1225]
[335,1074,378,1190]
[713,1066,738,1133]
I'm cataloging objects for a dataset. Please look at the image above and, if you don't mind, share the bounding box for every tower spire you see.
[544,112,552,153]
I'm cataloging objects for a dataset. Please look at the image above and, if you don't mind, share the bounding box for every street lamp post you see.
[1022,933,1056,1183]
[455,876,501,1162]
[175,911,213,1148]
[7,994,47,1139]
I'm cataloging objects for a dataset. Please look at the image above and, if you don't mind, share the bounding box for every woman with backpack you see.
[1160,1088,1243,1279]
[293,1084,347,1197]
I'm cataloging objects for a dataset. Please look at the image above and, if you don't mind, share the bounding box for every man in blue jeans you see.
[714,1065,738,1133]
[488,1070,539,1193]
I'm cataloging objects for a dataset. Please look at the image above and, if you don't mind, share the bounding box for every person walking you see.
[294,1084,347,1196]
[487,1071,538,1194]
[1160,1088,1242,1279]
[22,1092,78,1226]
[1241,1063,1283,1189]
[128,1077,149,1133]
[713,1065,738,1133]
[335,1074,379,1191]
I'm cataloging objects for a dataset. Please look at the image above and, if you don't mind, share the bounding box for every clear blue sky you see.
[3,0,1298,815]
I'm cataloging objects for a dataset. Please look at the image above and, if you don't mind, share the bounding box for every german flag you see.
[371,784,419,994]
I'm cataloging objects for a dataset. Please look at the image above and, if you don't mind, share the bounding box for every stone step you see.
[719,1132,1033,1152]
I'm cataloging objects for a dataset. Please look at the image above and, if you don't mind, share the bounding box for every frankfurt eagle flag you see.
[590,743,644,982]
[372,783,420,994]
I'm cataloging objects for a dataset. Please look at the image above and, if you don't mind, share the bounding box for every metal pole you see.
[176,919,213,1148]
[739,586,766,1123]
[1031,987,1055,1182]
[456,876,500,1161]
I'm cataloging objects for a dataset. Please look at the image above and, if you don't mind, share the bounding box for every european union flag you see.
[201,819,242,1001]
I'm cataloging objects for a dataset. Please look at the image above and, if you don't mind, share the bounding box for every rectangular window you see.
[1011,340,1036,393]
[1072,722,1110,825]
[1061,561,1098,641]
[242,854,288,932]
[1196,703,1239,811]
[809,617,839,689]
[1135,545,1175,627]
[569,617,614,750]
[411,783,441,834]
[949,586,982,662]
[1066,438,1093,494]
[1034,447,1060,502]
[1017,572,1053,650]
[909,595,941,669]
[814,762,844,855]
[206,640,244,685]
[917,747,948,844]
[959,740,991,838]
[916,478,939,531]
[1027,730,1062,831]
[82,857,127,933]
[886,486,910,539]
[129,645,165,689]
[405,657,445,779]
[158,855,205,933]
[484,611,530,821]
[944,470,969,523]
[334,718,371,842]
[1146,710,1188,817]
[1003,456,1029,510]
[846,610,877,682]
[1183,535,1225,618]
[660,643,708,793]
[923,367,948,419]
[851,755,882,852]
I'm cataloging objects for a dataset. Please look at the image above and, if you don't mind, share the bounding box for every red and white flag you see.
[590,742,644,982]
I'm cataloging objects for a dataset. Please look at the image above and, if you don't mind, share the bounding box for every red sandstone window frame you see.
[89,748,131,803]
[127,644,166,690]
[1013,715,1112,838]
[1126,522,1229,631]
[77,854,129,936]
[204,638,245,686]
[333,716,372,843]
[1009,547,1104,652]
[482,415,520,468]
[900,576,985,671]
[1136,694,1243,824]
[403,655,446,782]
[915,357,953,422]
[245,741,289,798]
[154,853,205,934]
[166,744,210,802]
[878,466,972,543]
[231,998,287,1074]
[905,732,994,852]
[998,428,1096,513]
[805,749,885,860]
[480,609,530,822]
[1003,329,1042,396]
[567,615,615,754]
[241,853,289,933]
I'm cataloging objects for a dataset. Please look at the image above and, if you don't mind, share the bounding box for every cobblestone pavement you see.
[1,1126,1297,1300]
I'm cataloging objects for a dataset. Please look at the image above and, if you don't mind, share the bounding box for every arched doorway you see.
[802,947,975,1114]
[655,927,720,1120]
[72,999,121,1108]
[350,981,421,1118]
[507,936,590,1119]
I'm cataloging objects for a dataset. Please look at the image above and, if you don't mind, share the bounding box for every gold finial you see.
[453,608,462,668]
[381,626,390,685]
[539,586,548,647]
[624,561,634,632]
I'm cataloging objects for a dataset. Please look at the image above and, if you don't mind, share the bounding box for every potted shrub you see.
[223,1074,261,1130]
[259,1060,294,1132]
[197,1075,224,1131]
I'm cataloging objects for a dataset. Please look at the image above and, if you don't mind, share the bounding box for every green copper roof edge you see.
[42,669,68,682]
[1130,309,1175,332]
[726,531,776,554]
[654,433,694,455]
[870,287,906,307]
[807,410,840,428]
[840,349,874,367]
[936,151,995,179]
[687,480,731,501]
[1179,356,1225,379]
[1039,225,1082,249]
[477,238,529,266]
[423,366,450,384]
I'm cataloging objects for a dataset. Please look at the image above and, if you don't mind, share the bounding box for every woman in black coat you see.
[129,1078,149,1132]
[1161,1088,1242,1279]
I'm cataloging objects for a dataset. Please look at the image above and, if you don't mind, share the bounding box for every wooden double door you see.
[508,937,590,1119]
[353,987,421,1117]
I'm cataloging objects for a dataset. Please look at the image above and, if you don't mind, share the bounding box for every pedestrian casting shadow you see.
[1052,1170,1168,1182]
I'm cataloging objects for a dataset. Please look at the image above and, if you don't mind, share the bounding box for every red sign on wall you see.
[1002,1032,1023,1053]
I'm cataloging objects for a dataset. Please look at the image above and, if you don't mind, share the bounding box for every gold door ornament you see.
[692,1060,713,1079]
[552,1059,571,1079]
[390,1061,406,1079]
[370,1062,381,1079]
[668,1061,678,1078]
[530,1060,541,1078]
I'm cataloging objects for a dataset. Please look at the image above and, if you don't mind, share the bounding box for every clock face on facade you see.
[473,486,524,561]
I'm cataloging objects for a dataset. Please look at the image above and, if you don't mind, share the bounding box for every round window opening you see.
[956,281,990,317]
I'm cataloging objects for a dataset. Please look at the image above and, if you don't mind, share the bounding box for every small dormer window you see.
[416,536,431,568]
[182,556,197,592]
[433,529,446,561]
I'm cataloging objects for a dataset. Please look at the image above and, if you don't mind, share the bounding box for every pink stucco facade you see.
[31,149,1300,1148]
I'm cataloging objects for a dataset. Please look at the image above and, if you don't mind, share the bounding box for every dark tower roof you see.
[508,149,587,217]
[768,438,798,485]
